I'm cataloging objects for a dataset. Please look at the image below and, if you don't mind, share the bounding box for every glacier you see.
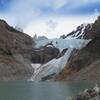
[35,38,91,52]
[30,38,90,81]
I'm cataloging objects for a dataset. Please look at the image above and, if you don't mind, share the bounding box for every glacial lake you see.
[0,81,94,100]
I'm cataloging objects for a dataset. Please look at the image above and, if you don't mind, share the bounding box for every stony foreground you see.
[68,85,100,100]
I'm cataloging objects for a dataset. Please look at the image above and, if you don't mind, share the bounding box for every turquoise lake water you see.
[0,81,93,100]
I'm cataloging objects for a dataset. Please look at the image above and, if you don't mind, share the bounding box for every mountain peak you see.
[65,23,92,39]
[0,19,7,24]
[0,19,9,28]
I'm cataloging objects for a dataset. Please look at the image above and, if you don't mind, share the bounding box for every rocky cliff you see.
[0,19,34,80]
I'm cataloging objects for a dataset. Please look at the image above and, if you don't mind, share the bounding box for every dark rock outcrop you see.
[31,46,60,64]
[86,16,100,39]
[65,16,100,39]
[62,23,92,39]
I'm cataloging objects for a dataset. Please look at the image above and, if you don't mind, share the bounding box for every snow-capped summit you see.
[65,23,92,39]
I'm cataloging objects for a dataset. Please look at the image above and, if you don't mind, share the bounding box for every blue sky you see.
[0,0,11,11]
[0,0,100,38]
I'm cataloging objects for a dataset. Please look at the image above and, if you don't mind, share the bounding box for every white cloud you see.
[24,15,97,38]
[0,0,100,27]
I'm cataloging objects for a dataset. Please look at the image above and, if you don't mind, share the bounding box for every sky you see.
[0,0,100,38]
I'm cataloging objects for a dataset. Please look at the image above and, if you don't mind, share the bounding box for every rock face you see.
[87,16,100,39]
[0,19,34,56]
[70,59,100,83]
[0,19,34,80]
[31,46,60,64]
[56,16,100,83]
[68,36,100,71]
[0,54,33,80]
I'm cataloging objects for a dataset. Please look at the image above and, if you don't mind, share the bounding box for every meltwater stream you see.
[0,81,94,100]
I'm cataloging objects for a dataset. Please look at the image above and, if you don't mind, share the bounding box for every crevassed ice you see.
[35,38,91,52]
